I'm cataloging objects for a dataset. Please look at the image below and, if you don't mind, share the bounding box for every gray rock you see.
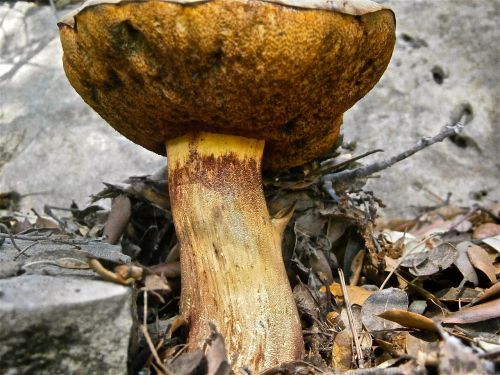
[0,237,131,277]
[0,1,164,212]
[343,0,500,217]
[0,1,498,217]
[0,275,132,375]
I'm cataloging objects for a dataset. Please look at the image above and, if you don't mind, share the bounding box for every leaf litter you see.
[1,139,499,374]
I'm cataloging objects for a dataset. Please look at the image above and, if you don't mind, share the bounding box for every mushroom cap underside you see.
[60,0,395,169]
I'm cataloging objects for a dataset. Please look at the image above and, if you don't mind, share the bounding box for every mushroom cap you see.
[59,0,395,170]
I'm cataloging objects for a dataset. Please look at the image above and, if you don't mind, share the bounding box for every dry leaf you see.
[435,287,481,303]
[169,350,205,375]
[294,283,321,321]
[103,194,132,244]
[143,273,171,292]
[482,235,500,252]
[467,245,497,284]
[378,309,439,332]
[454,241,479,285]
[471,282,500,306]
[205,324,231,375]
[35,215,60,230]
[438,331,493,374]
[443,298,500,324]
[361,288,408,335]
[55,257,90,269]
[473,223,500,240]
[326,283,374,306]
[332,330,353,371]
[401,243,458,276]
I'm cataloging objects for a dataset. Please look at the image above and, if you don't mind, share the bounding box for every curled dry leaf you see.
[482,235,500,253]
[401,243,458,277]
[443,298,500,324]
[454,241,479,285]
[467,245,497,285]
[378,309,439,332]
[473,223,500,240]
[293,283,321,321]
[470,282,500,306]
[361,288,408,335]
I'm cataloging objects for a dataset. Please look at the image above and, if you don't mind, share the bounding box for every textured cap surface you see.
[60,0,395,169]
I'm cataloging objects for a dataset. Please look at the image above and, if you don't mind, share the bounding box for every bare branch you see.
[321,118,466,187]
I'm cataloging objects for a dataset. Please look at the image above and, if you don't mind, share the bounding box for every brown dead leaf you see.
[361,288,408,335]
[378,309,439,332]
[401,243,458,276]
[326,217,350,244]
[443,298,500,324]
[55,257,90,269]
[434,287,481,303]
[103,194,132,244]
[143,273,171,293]
[375,334,407,357]
[169,350,205,375]
[438,330,493,374]
[332,330,353,371]
[470,282,500,306]
[455,241,479,286]
[294,283,321,321]
[205,324,231,375]
[467,245,497,284]
[35,215,60,230]
[473,223,500,240]
[406,332,439,359]
[325,283,374,306]
[349,249,365,286]
[150,262,181,278]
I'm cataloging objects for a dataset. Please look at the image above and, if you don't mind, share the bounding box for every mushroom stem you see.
[166,132,303,371]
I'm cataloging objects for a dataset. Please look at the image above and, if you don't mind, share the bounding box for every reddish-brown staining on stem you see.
[169,150,261,198]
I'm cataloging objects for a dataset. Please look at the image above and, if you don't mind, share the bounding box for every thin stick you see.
[13,241,38,260]
[338,268,364,368]
[0,233,52,241]
[141,325,174,375]
[321,119,465,185]
[0,224,24,253]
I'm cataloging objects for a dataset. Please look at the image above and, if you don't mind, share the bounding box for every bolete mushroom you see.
[58,0,395,371]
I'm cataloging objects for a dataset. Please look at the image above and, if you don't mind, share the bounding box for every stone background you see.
[1,0,498,217]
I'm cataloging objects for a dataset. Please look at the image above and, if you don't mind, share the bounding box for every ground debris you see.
[1,144,499,374]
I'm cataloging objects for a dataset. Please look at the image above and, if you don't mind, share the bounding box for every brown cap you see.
[59,0,395,170]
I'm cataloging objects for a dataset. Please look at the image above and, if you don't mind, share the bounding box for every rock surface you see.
[0,237,133,374]
[343,0,500,216]
[0,0,499,216]
[0,1,164,212]
[0,275,132,375]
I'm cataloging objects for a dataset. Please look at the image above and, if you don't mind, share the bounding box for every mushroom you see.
[58,0,395,371]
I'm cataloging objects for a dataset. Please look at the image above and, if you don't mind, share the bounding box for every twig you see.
[321,118,466,185]
[0,223,24,253]
[13,241,38,260]
[338,268,364,368]
[141,325,174,375]
[0,233,52,241]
